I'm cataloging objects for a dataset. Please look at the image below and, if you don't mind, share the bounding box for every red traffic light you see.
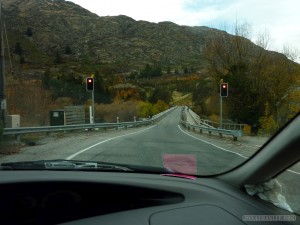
[86,77,94,91]
[220,83,228,97]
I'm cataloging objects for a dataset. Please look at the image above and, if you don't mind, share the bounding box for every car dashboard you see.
[0,171,298,225]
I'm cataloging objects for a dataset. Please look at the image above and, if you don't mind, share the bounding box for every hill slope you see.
[2,0,269,73]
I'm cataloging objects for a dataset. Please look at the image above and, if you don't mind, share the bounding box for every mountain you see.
[1,0,292,76]
[1,0,222,72]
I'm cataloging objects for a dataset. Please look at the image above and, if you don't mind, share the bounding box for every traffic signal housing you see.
[86,77,94,91]
[220,83,228,97]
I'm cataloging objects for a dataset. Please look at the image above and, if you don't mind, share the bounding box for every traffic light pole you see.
[91,90,95,124]
[0,0,6,128]
[86,77,95,124]
[219,82,228,129]
[220,95,222,129]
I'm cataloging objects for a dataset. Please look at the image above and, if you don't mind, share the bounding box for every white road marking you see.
[178,125,300,176]
[178,125,248,159]
[66,125,156,160]
[287,169,300,175]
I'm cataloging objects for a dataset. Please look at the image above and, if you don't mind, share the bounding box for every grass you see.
[172,91,193,106]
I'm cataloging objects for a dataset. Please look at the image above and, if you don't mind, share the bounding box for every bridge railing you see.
[181,107,243,140]
[3,107,177,141]
[180,120,243,141]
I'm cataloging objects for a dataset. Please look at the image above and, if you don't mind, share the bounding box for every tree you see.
[54,52,63,64]
[94,71,112,103]
[14,42,23,56]
[153,100,169,115]
[19,56,25,64]
[259,102,278,136]
[140,63,162,78]
[42,70,51,90]
[203,21,297,125]
[65,45,72,55]
[192,79,213,115]
[136,101,153,118]
[149,86,171,104]
[25,27,33,37]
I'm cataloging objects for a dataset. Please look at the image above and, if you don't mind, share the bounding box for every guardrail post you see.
[116,117,119,130]
[219,133,223,138]
[199,129,202,134]
[208,131,211,136]
[15,134,21,142]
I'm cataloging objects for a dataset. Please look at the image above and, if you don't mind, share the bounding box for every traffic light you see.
[86,77,94,91]
[220,83,228,97]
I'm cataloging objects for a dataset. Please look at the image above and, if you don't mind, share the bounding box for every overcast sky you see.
[70,0,300,58]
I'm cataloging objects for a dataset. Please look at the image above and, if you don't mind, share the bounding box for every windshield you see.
[0,0,299,177]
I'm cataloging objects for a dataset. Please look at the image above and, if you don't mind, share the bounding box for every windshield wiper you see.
[0,159,168,174]
[0,160,133,171]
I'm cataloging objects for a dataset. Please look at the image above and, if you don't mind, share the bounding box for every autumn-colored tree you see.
[259,102,278,136]
[136,101,153,118]
[153,100,169,115]
[203,22,298,125]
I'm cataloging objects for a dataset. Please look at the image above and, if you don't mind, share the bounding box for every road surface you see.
[66,107,245,175]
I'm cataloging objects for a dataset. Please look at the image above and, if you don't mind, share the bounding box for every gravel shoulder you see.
[0,126,153,163]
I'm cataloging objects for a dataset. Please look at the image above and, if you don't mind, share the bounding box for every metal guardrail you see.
[3,107,177,140]
[185,107,214,128]
[181,107,243,141]
[180,120,243,141]
[185,106,246,130]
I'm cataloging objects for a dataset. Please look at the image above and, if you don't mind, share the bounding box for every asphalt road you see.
[69,107,246,175]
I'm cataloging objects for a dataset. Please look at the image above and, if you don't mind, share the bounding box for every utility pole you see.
[0,0,6,127]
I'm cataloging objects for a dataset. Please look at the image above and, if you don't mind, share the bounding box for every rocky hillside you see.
[1,0,292,76]
[1,0,231,71]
